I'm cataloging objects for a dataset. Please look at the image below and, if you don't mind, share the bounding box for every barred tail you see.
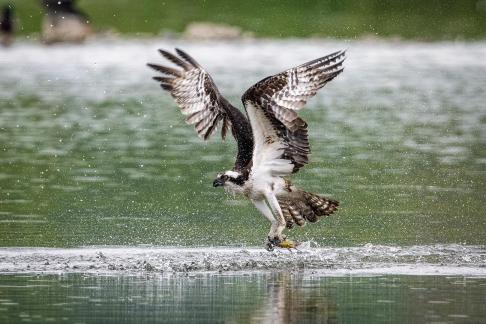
[279,191,339,229]
[303,192,339,219]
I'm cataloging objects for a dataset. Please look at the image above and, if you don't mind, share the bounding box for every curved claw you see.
[265,236,282,251]
[265,241,274,251]
[269,236,283,246]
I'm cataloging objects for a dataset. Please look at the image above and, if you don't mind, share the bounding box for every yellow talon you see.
[278,239,298,249]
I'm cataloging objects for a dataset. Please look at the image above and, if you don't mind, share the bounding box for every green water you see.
[1,273,485,323]
[1,40,485,248]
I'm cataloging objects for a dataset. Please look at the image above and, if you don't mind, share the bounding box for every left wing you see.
[148,48,253,172]
[242,50,346,176]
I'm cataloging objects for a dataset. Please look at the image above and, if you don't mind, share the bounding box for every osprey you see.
[148,48,345,250]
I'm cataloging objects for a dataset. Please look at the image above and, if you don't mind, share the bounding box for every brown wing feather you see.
[148,48,254,171]
[242,50,345,174]
[279,189,339,228]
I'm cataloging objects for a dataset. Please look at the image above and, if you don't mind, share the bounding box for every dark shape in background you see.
[42,0,88,16]
[0,4,13,46]
[40,0,92,44]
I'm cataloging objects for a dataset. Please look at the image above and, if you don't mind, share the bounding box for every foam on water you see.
[0,244,484,275]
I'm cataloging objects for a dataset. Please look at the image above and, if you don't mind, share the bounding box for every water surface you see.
[1,272,485,323]
[1,39,485,247]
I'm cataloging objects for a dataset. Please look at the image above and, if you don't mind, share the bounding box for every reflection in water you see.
[0,273,485,323]
[251,273,337,323]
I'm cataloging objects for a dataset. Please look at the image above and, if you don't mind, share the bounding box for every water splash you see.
[0,244,484,275]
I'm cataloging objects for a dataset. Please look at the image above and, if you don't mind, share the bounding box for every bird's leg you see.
[252,195,296,250]
[264,191,299,249]
[264,191,287,246]
[251,199,279,250]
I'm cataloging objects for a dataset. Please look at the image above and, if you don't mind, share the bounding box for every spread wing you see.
[242,50,346,176]
[148,48,253,171]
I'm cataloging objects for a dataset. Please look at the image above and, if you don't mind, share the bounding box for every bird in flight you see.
[148,48,345,250]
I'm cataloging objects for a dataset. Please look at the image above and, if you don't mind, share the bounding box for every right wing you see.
[148,48,253,171]
[242,50,346,176]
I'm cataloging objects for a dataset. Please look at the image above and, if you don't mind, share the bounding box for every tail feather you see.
[303,192,339,217]
[280,200,305,228]
[279,190,338,228]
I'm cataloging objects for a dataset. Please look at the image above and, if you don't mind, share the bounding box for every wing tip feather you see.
[158,48,190,70]
[175,48,200,68]
[147,62,182,77]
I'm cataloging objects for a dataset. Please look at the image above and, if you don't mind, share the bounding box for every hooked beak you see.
[213,178,225,187]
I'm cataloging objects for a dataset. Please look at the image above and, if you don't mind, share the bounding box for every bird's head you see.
[213,170,245,188]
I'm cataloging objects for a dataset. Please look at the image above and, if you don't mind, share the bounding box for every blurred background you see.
[1,1,486,323]
[2,0,486,41]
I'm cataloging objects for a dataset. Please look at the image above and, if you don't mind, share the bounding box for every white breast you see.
[223,182,246,196]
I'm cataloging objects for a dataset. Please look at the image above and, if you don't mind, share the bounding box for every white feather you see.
[245,101,293,181]
[224,170,240,178]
